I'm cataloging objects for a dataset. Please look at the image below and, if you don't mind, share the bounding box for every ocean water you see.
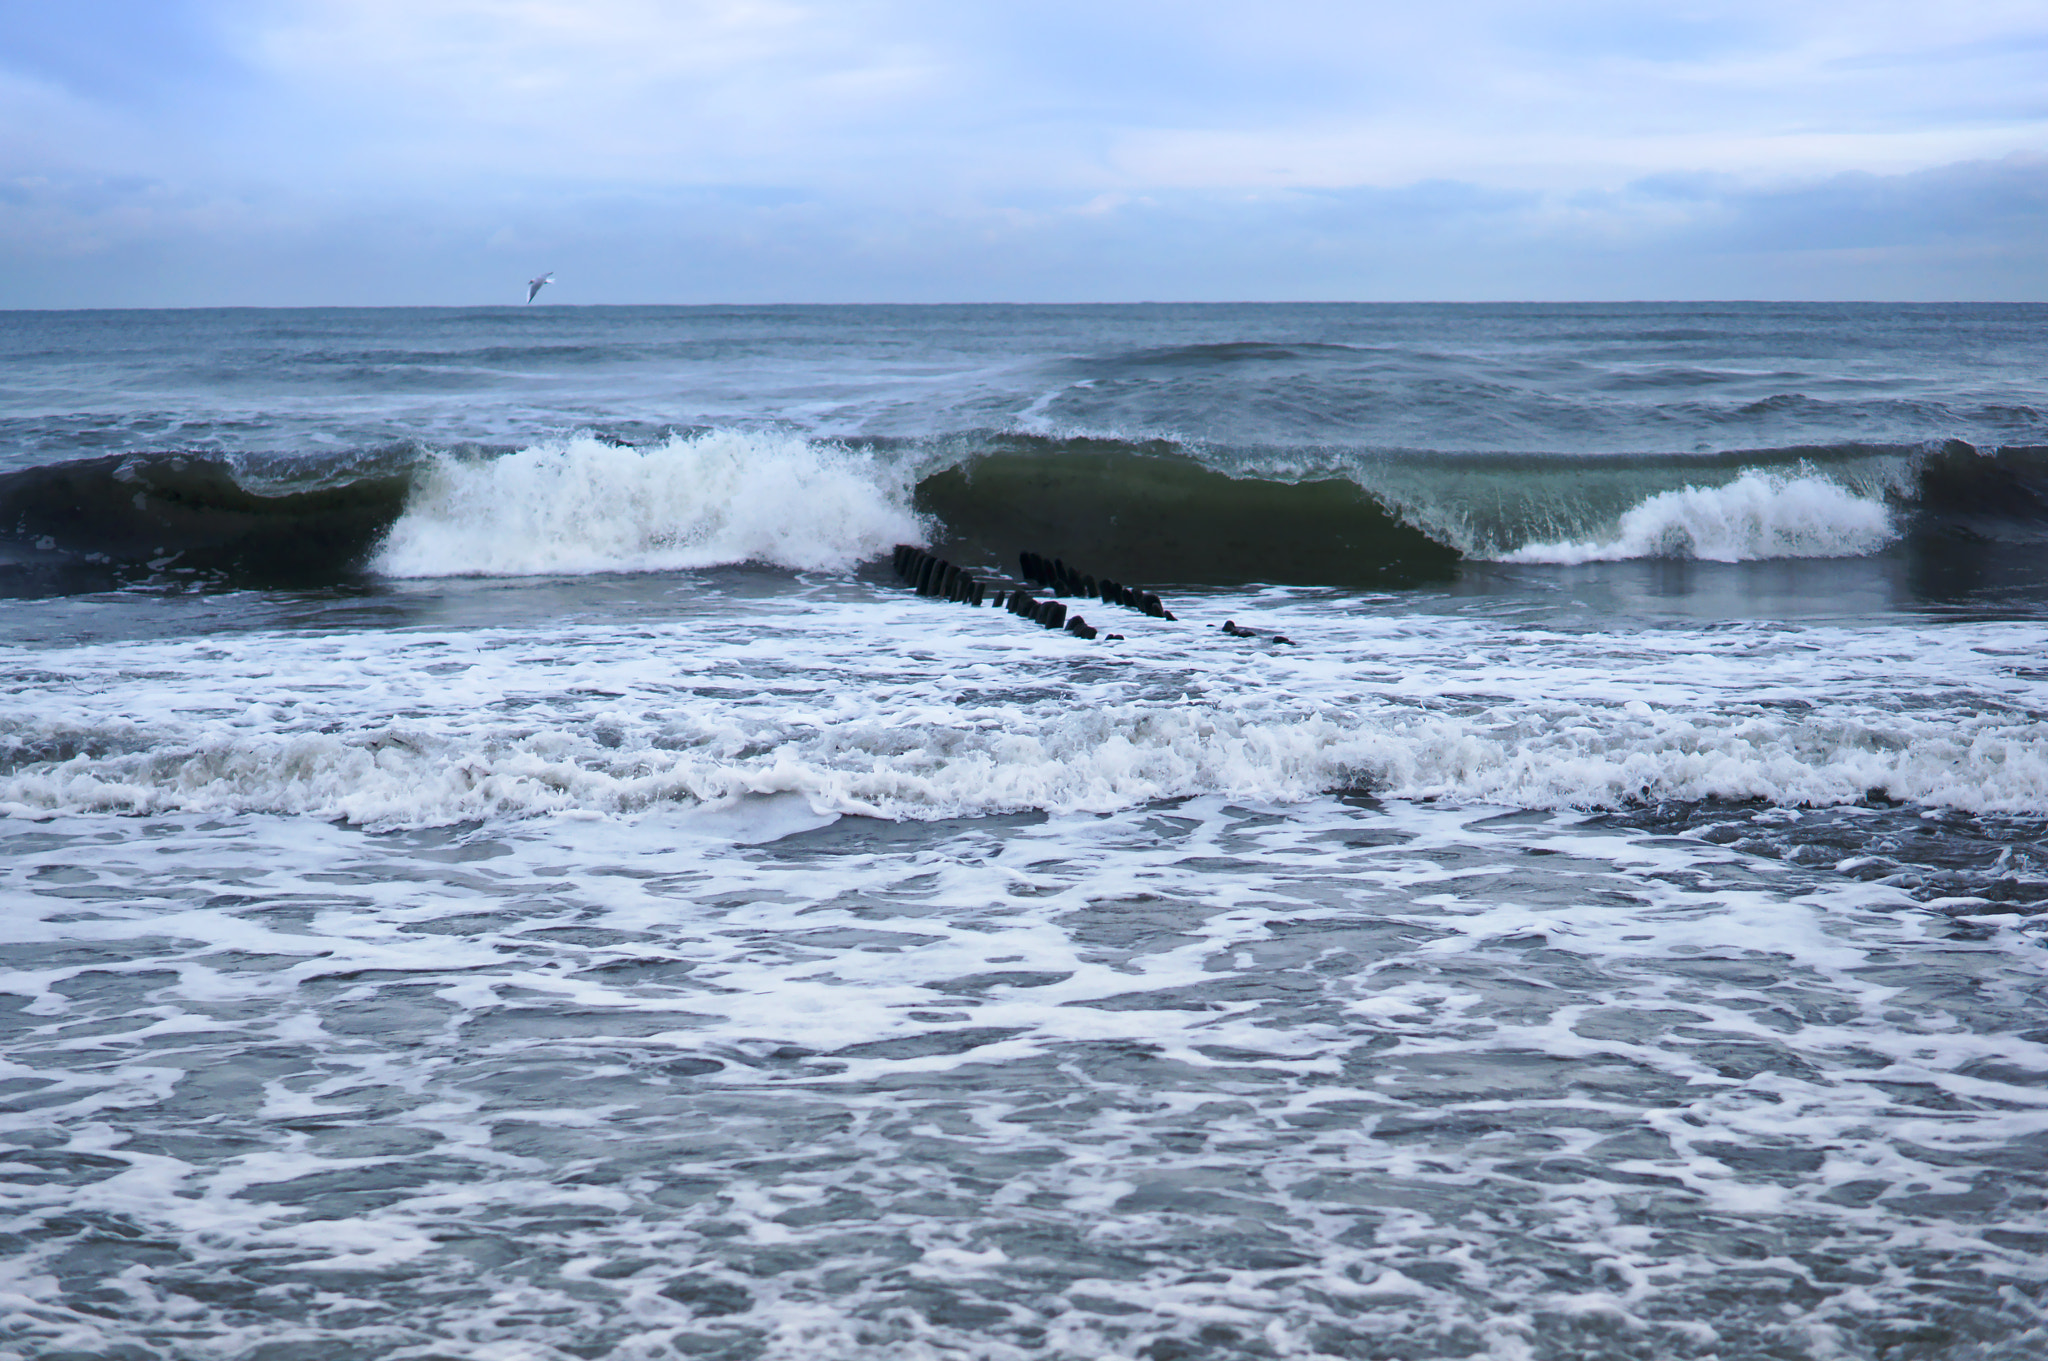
[1,303,2046,1361]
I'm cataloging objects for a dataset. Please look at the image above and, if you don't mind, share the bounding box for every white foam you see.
[372,429,923,577]
[1,597,2043,827]
[1500,471,1897,564]
[6,796,2042,1358]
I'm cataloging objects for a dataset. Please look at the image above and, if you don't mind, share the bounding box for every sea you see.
[1,302,2045,1361]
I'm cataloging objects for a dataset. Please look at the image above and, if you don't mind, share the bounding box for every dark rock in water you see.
[983,551,1175,620]
[1222,620,1258,637]
[1272,634,1294,645]
[1066,616,1097,639]
[1105,633,1124,641]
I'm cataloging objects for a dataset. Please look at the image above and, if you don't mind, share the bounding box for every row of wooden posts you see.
[891,545,1178,642]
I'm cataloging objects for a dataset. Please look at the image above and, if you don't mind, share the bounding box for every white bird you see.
[526,272,555,303]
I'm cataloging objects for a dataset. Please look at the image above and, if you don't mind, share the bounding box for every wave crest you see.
[373,431,923,578]
[1498,471,1897,565]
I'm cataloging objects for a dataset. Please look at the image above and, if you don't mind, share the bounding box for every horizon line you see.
[3,298,2044,314]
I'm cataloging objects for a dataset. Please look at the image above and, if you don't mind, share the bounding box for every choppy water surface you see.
[6,794,2046,1361]
[2,304,2046,1359]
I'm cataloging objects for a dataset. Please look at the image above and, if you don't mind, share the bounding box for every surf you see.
[372,430,922,578]
[3,431,2046,595]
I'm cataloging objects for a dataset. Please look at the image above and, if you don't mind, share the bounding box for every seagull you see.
[526,272,555,304]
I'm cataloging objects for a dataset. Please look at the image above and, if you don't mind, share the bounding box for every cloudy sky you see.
[3,0,2045,305]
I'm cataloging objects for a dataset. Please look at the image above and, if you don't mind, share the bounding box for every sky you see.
[1,0,2045,305]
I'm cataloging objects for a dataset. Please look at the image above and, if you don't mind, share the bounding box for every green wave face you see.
[914,446,1461,588]
[0,453,414,591]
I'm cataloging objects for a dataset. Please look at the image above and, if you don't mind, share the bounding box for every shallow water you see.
[5,792,2045,1361]
[1,567,2045,1360]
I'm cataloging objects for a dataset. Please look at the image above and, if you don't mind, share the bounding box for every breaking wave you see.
[1499,471,1898,564]
[4,614,2045,827]
[3,434,2046,593]
[373,430,923,578]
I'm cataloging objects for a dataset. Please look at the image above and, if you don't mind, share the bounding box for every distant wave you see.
[373,431,922,578]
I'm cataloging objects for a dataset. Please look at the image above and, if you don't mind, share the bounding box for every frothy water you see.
[1502,472,1900,565]
[4,795,2045,1360]
[4,303,2048,1361]
[373,431,924,578]
[5,592,2045,825]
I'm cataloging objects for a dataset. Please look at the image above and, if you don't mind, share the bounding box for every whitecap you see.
[1501,471,1896,564]
[372,429,923,578]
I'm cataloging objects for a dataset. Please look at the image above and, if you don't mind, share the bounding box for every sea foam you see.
[372,430,923,578]
[1501,471,1897,564]
[3,601,2044,828]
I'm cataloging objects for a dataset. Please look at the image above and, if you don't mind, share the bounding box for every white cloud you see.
[215,0,950,186]
[0,0,2043,301]
[189,1,2048,192]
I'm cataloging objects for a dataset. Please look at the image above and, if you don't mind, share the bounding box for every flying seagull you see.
[526,272,555,303]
